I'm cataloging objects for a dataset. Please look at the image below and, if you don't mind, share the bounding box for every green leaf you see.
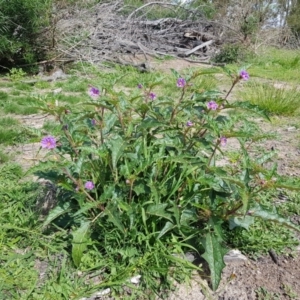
[157,221,176,239]
[107,135,125,169]
[180,208,197,226]
[229,101,270,121]
[201,231,227,291]
[250,204,300,232]
[146,203,173,222]
[42,202,71,228]
[229,215,254,230]
[72,221,90,267]
[104,204,125,233]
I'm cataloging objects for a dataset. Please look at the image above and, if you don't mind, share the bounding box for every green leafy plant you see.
[0,0,52,68]
[31,67,300,295]
[213,43,252,64]
[9,68,27,81]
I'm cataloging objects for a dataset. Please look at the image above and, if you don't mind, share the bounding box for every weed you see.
[0,91,8,100]
[238,82,300,116]
[28,67,300,297]
[0,149,9,163]
[9,68,27,81]
[247,47,300,82]
[255,287,281,300]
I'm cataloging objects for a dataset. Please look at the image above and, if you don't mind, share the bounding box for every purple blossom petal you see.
[220,136,227,147]
[149,92,156,100]
[207,101,219,110]
[88,86,100,99]
[177,78,186,88]
[186,121,193,127]
[239,70,249,81]
[137,83,143,89]
[41,136,56,149]
[84,181,95,190]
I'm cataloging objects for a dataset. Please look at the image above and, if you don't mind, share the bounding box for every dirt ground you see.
[2,58,300,300]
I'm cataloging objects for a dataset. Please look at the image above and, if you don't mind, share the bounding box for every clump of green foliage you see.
[213,44,252,64]
[30,66,300,297]
[0,0,52,69]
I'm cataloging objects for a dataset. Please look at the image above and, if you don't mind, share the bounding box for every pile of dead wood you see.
[47,1,230,71]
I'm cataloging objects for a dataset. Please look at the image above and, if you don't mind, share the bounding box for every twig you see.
[181,40,214,57]
[126,2,184,21]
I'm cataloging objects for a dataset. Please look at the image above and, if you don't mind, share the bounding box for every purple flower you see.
[137,83,143,89]
[149,92,156,100]
[88,86,100,99]
[177,78,186,88]
[220,136,227,147]
[84,181,95,190]
[207,101,219,110]
[239,70,249,81]
[41,136,56,149]
[91,119,96,126]
[186,121,193,127]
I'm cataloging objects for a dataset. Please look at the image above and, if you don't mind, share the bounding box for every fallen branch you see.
[180,40,214,57]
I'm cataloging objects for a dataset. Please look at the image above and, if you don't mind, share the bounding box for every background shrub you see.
[0,0,52,70]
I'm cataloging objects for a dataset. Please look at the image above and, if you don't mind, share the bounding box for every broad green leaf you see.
[201,231,227,291]
[72,221,90,267]
[229,215,254,230]
[107,135,125,169]
[104,204,125,233]
[250,204,300,232]
[42,202,71,228]
[229,101,270,121]
[157,221,176,239]
[180,208,197,226]
[146,203,172,222]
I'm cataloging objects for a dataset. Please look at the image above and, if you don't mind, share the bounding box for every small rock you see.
[79,288,111,300]
[94,288,111,296]
[287,126,296,131]
[53,88,62,94]
[224,249,248,264]
[129,275,141,284]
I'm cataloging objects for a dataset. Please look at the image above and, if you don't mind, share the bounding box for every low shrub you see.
[0,0,52,69]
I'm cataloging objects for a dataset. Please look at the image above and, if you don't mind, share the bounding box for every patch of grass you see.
[42,120,62,136]
[0,149,10,163]
[56,94,86,104]
[3,102,39,115]
[255,287,281,300]
[14,82,34,91]
[238,82,300,116]
[226,220,298,257]
[0,91,9,100]
[0,116,19,126]
[10,90,21,96]
[34,80,52,89]
[247,47,300,83]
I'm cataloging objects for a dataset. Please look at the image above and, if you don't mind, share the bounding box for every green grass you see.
[0,91,9,100]
[247,47,300,83]
[238,82,300,116]
[0,116,19,126]
[0,149,10,163]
